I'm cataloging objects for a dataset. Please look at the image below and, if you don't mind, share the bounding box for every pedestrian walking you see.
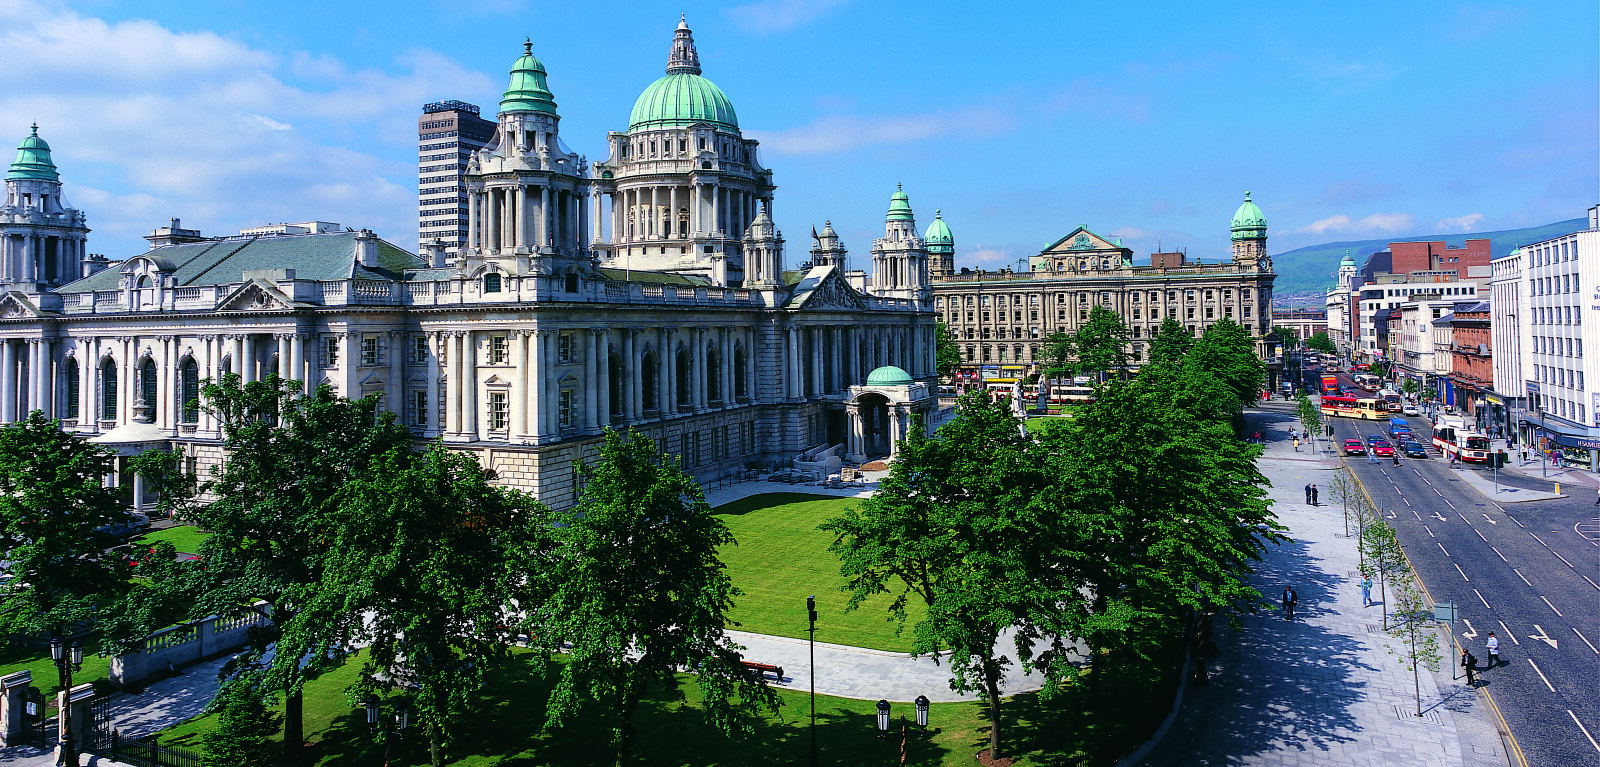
[1282,586,1297,621]
[1305,483,1313,504]
[1294,437,1301,452]
[1311,484,1319,506]
[1368,448,1379,464]
[1360,576,1372,607]
[1486,632,1500,667]
[1461,649,1477,686]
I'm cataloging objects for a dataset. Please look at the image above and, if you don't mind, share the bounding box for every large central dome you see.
[628,17,739,132]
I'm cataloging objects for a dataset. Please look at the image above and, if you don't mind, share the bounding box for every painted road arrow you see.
[1529,625,1559,649]
[1462,619,1478,640]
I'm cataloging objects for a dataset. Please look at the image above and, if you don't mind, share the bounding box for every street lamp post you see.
[914,695,930,731]
[875,700,890,739]
[807,595,818,767]
[363,694,411,767]
[51,635,83,767]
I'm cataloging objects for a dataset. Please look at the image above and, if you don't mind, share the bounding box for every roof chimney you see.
[355,229,380,268]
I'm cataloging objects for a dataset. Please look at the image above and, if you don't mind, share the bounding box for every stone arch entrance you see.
[844,366,934,465]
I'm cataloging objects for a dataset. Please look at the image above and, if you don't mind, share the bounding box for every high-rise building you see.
[418,100,496,253]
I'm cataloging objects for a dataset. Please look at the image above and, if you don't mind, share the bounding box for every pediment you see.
[0,292,42,320]
[1042,228,1121,256]
[216,280,295,312]
[787,266,867,311]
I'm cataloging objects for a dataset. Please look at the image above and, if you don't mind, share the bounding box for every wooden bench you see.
[740,661,784,682]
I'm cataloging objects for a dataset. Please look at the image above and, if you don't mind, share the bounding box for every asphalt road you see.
[1325,408,1600,767]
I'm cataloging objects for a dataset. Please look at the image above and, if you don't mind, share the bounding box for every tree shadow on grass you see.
[711,492,850,516]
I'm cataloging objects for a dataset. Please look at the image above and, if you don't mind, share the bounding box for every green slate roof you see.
[1230,191,1266,241]
[594,267,711,286]
[500,39,558,115]
[59,232,423,293]
[866,365,913,386]
[887,184,913,221]
[924,210,953,251]
[629,73,738,131]
[8,125,59,181]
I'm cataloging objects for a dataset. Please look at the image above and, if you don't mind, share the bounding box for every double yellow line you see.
[1344,464,1530,767]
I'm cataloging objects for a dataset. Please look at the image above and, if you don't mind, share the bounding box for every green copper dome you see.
[500,40,558,114]
[924,210,953,251]
[628,19,738,131]
[887,184,913,221]
[1340,250,1356,267]
[1230,191,1266,241]
[865,365,913,386]
[8,124,59,182]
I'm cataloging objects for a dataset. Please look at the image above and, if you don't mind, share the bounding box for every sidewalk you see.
[1137,401,1508,767]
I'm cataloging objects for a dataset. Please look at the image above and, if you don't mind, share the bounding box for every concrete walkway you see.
[1138,401,1510,767]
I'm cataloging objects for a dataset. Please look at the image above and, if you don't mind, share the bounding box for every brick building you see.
[1448,300,1493,423]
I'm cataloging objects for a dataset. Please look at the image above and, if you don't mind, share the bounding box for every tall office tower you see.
[418,100,496,254]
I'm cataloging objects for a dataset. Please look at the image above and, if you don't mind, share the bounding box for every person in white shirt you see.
[1486,632,1500,668]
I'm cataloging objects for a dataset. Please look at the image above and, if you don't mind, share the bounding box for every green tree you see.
[201,681,280,767]
[1070,305,1132,380]
[935,321,962,379]
[543,430,775,767]
[1306,331,1337,354]
[1384,580,1443,716]
[185,374,416,756]
[1361,519,1411,630]
[1146,317,1193,369]
[127,446,200,523]
[1296,394,1324,452]
[1327,470,1357,537]
[0,412,129,690]
[1184,318,1266,413]
[1401,378,1420,396]
[312,444,554,767]
[822,392,1055,760]
[1041,330,1076,380]
[1039,375,1285,709]
[1272,326,1300,349]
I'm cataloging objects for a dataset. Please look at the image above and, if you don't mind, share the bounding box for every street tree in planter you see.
[1361,519,1411,630]
[543,430,776,767]
[1384,579,1443,716]
[823,391,1058,761]
[308,443,555,767]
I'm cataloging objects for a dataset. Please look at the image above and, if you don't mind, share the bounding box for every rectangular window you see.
[489,335,507,365]
[488,391,508,431]
[325,337,339,367]
[362,336,379,366]
[1243,306,1252,318]
[559,389,576,429]
[558,334,576,363]
[414,337,428,365]
[412,391,427,426]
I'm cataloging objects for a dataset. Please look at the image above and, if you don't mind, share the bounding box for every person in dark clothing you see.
[1305,484,1313,504]
[1311,485,1319,506]
[1461,649,1477,686]
[1282,586,1297,620]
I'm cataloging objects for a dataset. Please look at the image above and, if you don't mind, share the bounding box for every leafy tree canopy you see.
[935,321,962,379]
[1306,331,1337,354]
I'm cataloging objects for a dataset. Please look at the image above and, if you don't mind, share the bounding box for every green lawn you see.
[134,524,213,554]
[714,493,925,653]
[0,636,115,703]
[158,647,1174,767]
[1024,415,1073,435]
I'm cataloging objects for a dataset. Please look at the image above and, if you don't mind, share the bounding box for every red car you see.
[1343,438,1367,455]
[1371,440,1395,457]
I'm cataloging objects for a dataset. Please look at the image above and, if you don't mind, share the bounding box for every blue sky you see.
[3,0,1595,270]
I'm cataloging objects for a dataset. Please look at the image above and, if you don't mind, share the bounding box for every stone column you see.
[119,338,135,424]
[423,332,440,439]
[467,191,479,251]
[276,334,291,379]
[290,333,306,391]
[621,329,636,423]
[240,335,256,384]
[459,332,477,441]
[810,328,824,398]
[158,336,174,428]
[0,340,15,423]
[691,327,707,411]
[524,330,545,441]
[80,338,97,429]
[201,335,217,434]
[540,186,552,247]
[787,327,802,400]
[584,329,599,432]
[27,340,43,416]
[387,331,403,419]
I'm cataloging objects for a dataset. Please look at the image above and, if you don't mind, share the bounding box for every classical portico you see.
[845,365,934,464]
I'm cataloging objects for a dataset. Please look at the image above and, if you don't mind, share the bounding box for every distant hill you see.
[1268,218,1589,305]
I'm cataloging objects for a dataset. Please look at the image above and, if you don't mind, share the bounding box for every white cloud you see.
[1434,213,1484,233]
[958,246,1018,270]
[750,107,1014,155]
[0,0,493,254]
[1296,212,1415,236]
[725,0,852,34]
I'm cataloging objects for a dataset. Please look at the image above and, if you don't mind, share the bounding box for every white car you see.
[1402,404,1420,416]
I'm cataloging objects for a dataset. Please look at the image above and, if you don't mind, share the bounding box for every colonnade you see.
[466,184,584,253]
[0,232,86,286]
[785,322,931,399]
[603,183,767,244]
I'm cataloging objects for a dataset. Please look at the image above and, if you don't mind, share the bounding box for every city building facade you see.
[1488,244,1527,438]
[418,100,496,253]
[1446,300,1492,425]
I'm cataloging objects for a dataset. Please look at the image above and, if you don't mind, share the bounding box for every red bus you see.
[1321,375,1339,395]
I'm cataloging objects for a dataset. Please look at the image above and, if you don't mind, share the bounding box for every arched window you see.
[64,358,79,420]
[733,346,748,400]
[139,358,157,423]
[641,350,660,412]
[180,358,200,424]
[101,359,117,418]
[564,273,580,293]
[137,275,151,289]
[707,347,722,403]
[676,348,692,409]
[483,272,502,293]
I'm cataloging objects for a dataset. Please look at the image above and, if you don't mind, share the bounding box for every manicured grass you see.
[134,524,213,554]
[713,493,925,653]
[158,646,1175,766]
[1024,415,1073,435]
[0,636,115,703]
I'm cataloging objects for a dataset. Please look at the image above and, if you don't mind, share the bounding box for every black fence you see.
[107,730,205,767]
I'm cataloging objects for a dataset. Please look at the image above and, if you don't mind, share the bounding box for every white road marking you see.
[1482,513,1497,525]
[1491,546,1508,562]
[1435,488,1446,497]
[1462,619,1478,639]
[1421,476,1433,486]
[1432,511,1448,522]
[1574,628,1599,655]
[1529,658,1557,692]
[1458,513,1472,525]
[1443,498,1456,510]
[1474,589,1491,609]
[1529,625,1559,649]
[1569,710,1600,756]
[1530,532,1548,547]
[1426,525,1436,538]
[1500,620,1520,645]
[1551,550,1575,570]
[1540,596,1564,618]
[1403,497,1412,508]
[1583,574,1600,592]
[1513,568,1533,587]
[1455,563,1470,581]
[1474,528,1489,543]
[1437,542,1450,556]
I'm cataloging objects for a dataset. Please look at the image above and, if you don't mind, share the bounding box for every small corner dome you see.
[499,40,558,115]
[1340,252,1356,267]
[865,365,913,386]
[1230,191,1266,240]
[924,210,953,246]
[8,124,59,182]
[886,184,913,221]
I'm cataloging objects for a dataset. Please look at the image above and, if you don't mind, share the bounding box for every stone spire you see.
[666,15,701,75]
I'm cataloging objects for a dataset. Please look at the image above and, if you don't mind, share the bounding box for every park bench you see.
[740,660,784,682]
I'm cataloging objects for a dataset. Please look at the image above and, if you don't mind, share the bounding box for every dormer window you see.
[483,272,502,293]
